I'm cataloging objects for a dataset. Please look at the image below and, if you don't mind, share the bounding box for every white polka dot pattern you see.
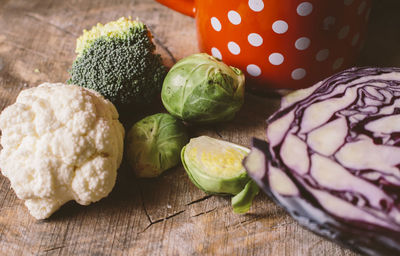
[295,37,311,50]
[344,0,354,6]
[333,57,344,70]
[247,64,261,76]
[338,25,350,39]
[316,49,330,62]
[228,11,241,25]
[297,2,313,16]
[358,1,366,15]
[272,20,288,34]
[352,33,360,46]
[248,0,264,12]
[269,53,284,66]
[292,68,306,80]
[228,41,241,55]
[248,33,263,47]
[211,47,222,60]
[202,0,369,89]
[323,16,336,30]
[211,17,221,31]
[365,8,371,21]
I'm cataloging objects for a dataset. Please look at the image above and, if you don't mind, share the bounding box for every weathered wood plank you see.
[0,0,399,255]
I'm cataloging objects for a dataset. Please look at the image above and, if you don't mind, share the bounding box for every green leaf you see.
[231,180,260,214]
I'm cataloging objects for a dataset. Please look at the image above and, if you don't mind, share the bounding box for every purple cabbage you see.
[244,67,400,256]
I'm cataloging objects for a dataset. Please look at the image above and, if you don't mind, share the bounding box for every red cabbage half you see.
[244,67,400,256]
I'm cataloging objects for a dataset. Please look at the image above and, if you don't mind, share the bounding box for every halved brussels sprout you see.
[161,53,245,124]
[126,113,188,178]
[181,136,259,213]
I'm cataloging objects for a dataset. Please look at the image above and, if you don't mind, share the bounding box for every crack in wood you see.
[213,126,223,138]
[225,215,294,232]
[148,29,177,64]
[186,195,212,206]
[307,239,324,255]
[41,245,66,253]
[268,221,296,230]
[5,41,49,59]
[137,187,215,234]
[190,207,217,218]
[231,217,262,229]
[138,185,152,226]
[25,13,78,37]
[138,210,186,234]
[138,183,187,234]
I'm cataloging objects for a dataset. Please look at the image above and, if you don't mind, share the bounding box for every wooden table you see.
[0,0,399,255]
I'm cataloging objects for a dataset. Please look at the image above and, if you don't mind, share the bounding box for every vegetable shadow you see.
[357,0,400,67]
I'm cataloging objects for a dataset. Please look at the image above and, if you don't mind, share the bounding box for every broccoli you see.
[68,17,167,108]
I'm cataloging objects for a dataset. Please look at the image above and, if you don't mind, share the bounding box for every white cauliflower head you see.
[0,83,125,219]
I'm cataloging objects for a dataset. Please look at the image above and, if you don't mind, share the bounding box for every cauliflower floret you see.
[0,83,125,219]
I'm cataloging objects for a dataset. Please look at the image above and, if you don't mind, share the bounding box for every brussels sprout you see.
[161,53,245,124]
[126,113,188,178]
[181,136,259,213]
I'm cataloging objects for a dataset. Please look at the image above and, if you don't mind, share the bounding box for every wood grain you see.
[0,0,399,255]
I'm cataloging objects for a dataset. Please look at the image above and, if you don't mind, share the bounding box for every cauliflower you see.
[0,83,125,219]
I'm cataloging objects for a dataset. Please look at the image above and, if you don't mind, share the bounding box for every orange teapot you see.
[156,0,371,91]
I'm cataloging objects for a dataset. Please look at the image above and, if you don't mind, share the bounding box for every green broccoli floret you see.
[68,17,167,108]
